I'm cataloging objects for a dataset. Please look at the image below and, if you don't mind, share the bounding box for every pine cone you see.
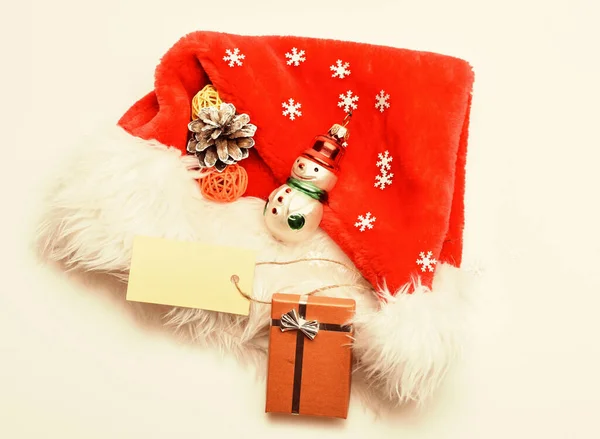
[187,103,257,172]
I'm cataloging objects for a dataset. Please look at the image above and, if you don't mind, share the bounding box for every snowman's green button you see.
[287,214,306,230]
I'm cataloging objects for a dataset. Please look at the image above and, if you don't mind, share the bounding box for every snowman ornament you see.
[264,117,350,243]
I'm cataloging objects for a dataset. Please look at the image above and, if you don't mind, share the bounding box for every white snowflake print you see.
[416,251,438,272]
[223,48,245,67]
[376,150,393,171]
[330,59,351,79]
[338,90,359,113]
[282,98,302,120]
[354,212,376,232]
[374,171,394,190]
[285,47,306,66]
[375,90,390,113]
[374,150,394,190]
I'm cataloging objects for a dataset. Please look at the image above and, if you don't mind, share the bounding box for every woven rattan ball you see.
[200,164,248,202]
[192,84,223,119]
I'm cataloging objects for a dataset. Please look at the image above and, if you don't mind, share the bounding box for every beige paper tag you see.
[126,236,254,316]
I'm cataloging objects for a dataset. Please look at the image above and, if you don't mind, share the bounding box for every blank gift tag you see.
[126,236,254,316]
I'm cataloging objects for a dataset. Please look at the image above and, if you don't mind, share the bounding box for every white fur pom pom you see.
[352,263,472,405]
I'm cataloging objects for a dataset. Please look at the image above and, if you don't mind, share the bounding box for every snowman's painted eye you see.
[314,168,319,172]
[272,208,278,215]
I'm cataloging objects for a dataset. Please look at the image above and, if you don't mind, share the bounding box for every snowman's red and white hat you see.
[41,31,475,405]
[301,122,348,175]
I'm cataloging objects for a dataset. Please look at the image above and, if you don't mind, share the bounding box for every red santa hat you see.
[40,30,475,405]
[119,31,473,293]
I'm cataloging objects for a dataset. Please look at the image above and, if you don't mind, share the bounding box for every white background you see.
[2,0,600,437]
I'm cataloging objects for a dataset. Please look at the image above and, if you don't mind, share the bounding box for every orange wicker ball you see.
[200,164,248,202]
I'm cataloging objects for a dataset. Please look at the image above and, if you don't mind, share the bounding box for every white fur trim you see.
[352,264,473,405]
[38,127,202,277]
[38,126,473,405]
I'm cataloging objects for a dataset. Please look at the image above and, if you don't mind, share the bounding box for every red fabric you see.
[118,31,474,293]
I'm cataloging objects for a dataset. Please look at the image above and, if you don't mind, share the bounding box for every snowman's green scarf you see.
[286,177,329,203]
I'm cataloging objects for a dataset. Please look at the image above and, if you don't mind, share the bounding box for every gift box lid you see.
[271,293,356,325]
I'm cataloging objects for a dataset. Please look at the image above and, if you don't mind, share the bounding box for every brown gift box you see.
[265,293,355,419]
